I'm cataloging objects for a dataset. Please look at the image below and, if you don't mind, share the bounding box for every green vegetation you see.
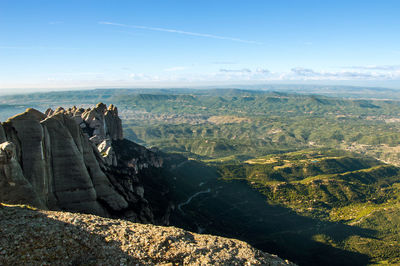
[116,90,400,166]
[214,149,400,264]
[3,87,400,264]
[114,89,400,264]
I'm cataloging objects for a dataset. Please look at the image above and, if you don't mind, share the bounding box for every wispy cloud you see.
[219,68,269,74]
[214,68,271,81]
[220,68,252,73]
[289,67,400,80]
[129,73,157,80]
[343,65,400,71]
[256,68,270,74]
[291,67,318,76]
[99,21,262,44]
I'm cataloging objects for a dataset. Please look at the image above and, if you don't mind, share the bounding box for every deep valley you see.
[2,87,400,264]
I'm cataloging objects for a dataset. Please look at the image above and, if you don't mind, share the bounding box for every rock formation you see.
[0,103,167,223]
[0,141,43,208]
[0,103,296,265]
[0,204,295,265]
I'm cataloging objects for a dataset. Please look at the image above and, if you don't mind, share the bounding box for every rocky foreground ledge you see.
[0,204,294,265]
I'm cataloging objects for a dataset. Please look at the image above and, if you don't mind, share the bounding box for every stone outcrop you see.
[0,142,44,208]
[0,123,6,143]
[0,103,167,223]
[0,103,295,265]
[0,205,295,265]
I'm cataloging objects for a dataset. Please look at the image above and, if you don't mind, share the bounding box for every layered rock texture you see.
[0,204,294,265]
[0,103,167,223]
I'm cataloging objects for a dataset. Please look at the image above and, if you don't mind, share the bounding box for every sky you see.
[1,0,400,92]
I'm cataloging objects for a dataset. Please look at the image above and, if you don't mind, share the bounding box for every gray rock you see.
[0,123,6,143]
[80,135,128,211]
[41,114,107,216]
[0,141,44,208]
[0,103,166,223]
[104,104,123,141]
[4,109,49,205]
[0,206,295,265]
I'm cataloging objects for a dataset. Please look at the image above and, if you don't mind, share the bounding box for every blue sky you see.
[1,0,400,91]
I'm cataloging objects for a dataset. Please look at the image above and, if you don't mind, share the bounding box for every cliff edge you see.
[0,204,294,265]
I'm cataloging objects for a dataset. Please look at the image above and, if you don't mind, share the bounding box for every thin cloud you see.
[290,67,397,80]
[344,65,400,71]
[220,68,252,73]
[256,68,270,74]
[99,21,262,44]
[291,67,319,76]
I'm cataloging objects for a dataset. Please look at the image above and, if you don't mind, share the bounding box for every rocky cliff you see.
[0,103,168,224]
[0,103,295,265]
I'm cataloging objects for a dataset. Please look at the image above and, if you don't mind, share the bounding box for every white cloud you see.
[256,68,270,74]
[344,65,400,71]
[213,68,271,81]
[128,66,400,83]
[289,67,400,80]
[99,21,262,44]
[129,73,152,80]
[291,67,318,76]
[7,65,400,90]
[220,68,252,73]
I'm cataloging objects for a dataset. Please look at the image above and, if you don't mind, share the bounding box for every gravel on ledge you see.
[0,203,295,265]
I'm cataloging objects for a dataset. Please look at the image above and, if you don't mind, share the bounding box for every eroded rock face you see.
[3,109,51,207]
[0,124,6,143]
[0,141,44,208]
[58,102,124,167]
[0,104,167,224]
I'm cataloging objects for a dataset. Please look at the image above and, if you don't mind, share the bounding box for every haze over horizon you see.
[2,0,400,92]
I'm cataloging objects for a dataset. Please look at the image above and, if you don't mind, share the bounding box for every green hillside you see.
[3,88,400,264]
[212,149,400,264]
[160,149,400,265]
